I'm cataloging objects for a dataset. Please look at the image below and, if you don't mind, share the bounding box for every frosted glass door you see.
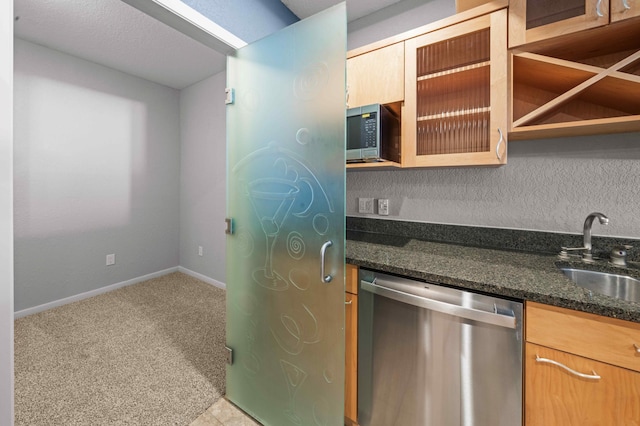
[225,4,346,425]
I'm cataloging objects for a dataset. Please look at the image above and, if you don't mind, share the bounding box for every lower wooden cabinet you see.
[525,343,640,426]
[525,302,640,425]
[345,264,359,425]
[345,291,358,425]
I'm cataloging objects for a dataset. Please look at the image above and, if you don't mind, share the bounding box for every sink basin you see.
[560,268,640,303]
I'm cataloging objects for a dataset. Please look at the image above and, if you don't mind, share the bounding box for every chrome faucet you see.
[558,212,609,263]
[582,212,609,263]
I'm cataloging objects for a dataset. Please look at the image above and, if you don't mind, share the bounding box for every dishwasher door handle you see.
[361,279,517,329]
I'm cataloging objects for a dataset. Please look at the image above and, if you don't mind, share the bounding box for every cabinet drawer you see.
[526,302,640,372]
[525,342,640,426]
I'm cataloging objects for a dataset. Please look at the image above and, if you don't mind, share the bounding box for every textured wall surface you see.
[14,40,181,311]
[179,71,227,283]
[347,133,640,238]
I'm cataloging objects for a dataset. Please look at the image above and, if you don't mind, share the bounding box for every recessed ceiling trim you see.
[281,0,404,22]
[121,0,247,54]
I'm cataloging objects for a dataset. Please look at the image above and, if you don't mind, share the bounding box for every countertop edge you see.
[346,239,640,323]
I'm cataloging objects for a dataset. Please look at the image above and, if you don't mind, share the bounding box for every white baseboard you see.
[178,266,226,290]
[14,267,179,319]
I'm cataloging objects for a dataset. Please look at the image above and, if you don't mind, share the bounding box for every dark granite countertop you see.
[346,230,640,323]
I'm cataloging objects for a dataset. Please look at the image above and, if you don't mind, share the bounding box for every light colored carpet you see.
[14,272,227,426]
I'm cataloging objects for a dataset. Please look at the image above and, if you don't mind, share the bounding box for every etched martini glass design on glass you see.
[248,177,300,290]
[280,359,308,425]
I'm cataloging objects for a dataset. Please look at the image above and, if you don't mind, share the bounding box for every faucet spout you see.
[582,212,609,262]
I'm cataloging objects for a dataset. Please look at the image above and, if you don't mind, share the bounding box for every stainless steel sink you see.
[560,268,640,303]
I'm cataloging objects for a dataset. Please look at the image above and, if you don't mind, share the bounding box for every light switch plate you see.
[358,197,374,214]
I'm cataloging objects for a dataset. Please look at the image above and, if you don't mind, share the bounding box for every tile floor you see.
[190,398,260,426]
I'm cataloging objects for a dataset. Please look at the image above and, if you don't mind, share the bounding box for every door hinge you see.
[225,88,235,105]
[225,218,234,235]
[225,346,233,365]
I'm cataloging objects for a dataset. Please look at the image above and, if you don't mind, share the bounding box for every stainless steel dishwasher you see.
[358,270,523,426]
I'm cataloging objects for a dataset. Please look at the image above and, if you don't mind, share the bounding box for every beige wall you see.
[13,40,181,312]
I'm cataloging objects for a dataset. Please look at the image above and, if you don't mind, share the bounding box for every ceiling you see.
[281,0,403,21]
[13,0,228,90]
[13,0,397,90]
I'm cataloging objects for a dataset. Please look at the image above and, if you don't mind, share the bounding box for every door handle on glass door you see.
[320,241,333,283]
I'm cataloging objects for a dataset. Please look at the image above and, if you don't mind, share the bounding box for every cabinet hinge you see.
[225,218,234,235]
[225,346,233,365]
[225,88,235,105]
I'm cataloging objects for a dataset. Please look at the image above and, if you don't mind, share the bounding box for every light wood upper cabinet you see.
[510,0,640,48]
[346,43,404,109]
[456,0,494,12]
[611,0,640,21]
[345,2,510,169]
[509,17,640,140]
[525,302,640,426]
[403,9,508,167]
[509,0,609,48]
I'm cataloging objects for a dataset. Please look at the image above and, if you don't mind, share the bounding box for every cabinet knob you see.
[634,343,640,353]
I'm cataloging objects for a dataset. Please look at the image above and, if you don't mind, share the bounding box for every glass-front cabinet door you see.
[611,0,640,22]
[225,4,346,426]
[509,0,609,47]
[403,9,507,168]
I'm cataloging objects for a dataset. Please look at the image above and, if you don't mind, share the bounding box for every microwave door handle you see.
[360,279,516,329]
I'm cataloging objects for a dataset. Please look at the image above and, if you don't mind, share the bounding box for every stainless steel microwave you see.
[346,103,400,163]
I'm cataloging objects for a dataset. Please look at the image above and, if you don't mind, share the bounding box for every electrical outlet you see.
[198,246,203,257]
[106,254,115,266]
[358,197,374,214]
[378,199,389,216]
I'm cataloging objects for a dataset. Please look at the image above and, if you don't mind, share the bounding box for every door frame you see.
[1,0,15,424]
